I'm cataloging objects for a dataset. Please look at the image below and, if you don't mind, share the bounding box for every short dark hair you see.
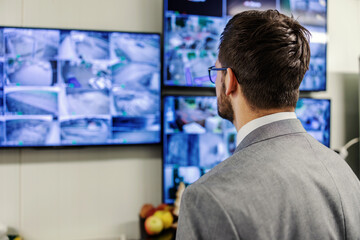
[218,10,310,109]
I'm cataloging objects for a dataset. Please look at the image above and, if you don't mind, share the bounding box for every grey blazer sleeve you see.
[176,184,240,240]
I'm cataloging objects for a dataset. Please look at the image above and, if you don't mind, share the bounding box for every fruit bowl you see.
[139,204,177,240]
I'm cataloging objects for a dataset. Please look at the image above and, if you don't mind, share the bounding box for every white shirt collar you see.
[236,112,297,146]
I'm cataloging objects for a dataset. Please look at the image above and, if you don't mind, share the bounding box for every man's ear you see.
[225,68,238,96]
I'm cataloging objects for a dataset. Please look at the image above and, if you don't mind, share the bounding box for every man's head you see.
[215,10,310,123]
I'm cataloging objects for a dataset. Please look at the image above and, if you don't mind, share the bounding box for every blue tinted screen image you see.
[164,15,224,87]
[164,0,327,91]
[0,62,3,88]
[280,0,327,27]
[163,96,237,203]
[5,88,59,116]
[5,28,59,60]
[60,116,110,145]
[0,28,3,57]
[296,98,330,147]
[299,26,327,91]
[163,96,330,203]
[0,26,161,147]
[6,59,57,86]
[58,30,109,60]
[6,116,59,146]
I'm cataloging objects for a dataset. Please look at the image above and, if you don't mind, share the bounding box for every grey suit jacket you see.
[176,119,360,240]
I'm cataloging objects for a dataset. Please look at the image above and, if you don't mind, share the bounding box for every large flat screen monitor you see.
[163,0,327,91]
[0,27,161,147]
[163,95,330,203]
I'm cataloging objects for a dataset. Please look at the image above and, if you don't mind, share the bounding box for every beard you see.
[217,81,234,123]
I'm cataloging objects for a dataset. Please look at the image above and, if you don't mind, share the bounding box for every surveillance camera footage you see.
[300,25,327,91]
[0,62,3,88]
[281,0,327,27]
[164,14,224,87]
[164,0,327,90]
[60,60,113,90]
[5,88,59,116]
[5,28,59,60]
[163,96,331,203]
[0,27,161,147]
[60,116,110,145]
[296,98,330,147]
[58,30,109,60]
[0,29,4,57]
[163,96,237,203]
[5,116,59,146]
[6,59,57,86]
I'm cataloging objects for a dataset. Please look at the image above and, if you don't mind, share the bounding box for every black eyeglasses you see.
[208,66,227,83]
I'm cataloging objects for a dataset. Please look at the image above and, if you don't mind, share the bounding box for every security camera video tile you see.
[112,115,160,144]
[58,30,109,60]
[300,42,326,91]
[0,90,3,114]
[5,89,58,116]
[0,62,3,88]
[163,96,237,203]
[296,98,330,147]
[164,14,225,87]
[0,120,4,144]
[65,88,110,115]
[60,60,112,90]
[167,0,223,17]
[0,29,3,57]
[4,28,59,60]
[227,0,277,16]
[6,117,58,146]
[112,62,160,93]
[5,59,57,86]
[280,0,327,26]
[112,86,160,116]
[299,26,326,91]
[60,117,110,145]
[110,33,160,65]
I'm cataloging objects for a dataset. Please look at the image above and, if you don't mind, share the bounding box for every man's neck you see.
[233,104,295,132]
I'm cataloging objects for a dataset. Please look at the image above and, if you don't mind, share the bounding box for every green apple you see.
[153,210,174,229]
[144,215,164,235]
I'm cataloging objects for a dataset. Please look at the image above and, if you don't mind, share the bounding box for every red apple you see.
[145,208,157,218]
[144,215,164,235]
[156,203,169,210]
[140,204,155,218]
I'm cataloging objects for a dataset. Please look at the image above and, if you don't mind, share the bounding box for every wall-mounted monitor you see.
[0,27,161,147]
[163,95,236,203]
[163,0,327,91]
[162,95,330,203]
[295,98,330,147]
[280,0,327,27]
[300,25,327,91]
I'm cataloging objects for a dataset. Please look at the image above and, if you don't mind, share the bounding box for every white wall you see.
[0,0,359,239]
[309,0,360,173]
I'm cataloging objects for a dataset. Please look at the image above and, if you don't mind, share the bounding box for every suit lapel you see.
[234,119,306,153]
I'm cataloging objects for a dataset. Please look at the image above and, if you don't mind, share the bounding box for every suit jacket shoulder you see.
[176,119,360,240]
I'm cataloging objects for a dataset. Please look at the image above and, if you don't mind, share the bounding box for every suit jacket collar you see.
[234,119,306,153]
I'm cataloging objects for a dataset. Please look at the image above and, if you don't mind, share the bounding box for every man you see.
[176,10,360,240]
